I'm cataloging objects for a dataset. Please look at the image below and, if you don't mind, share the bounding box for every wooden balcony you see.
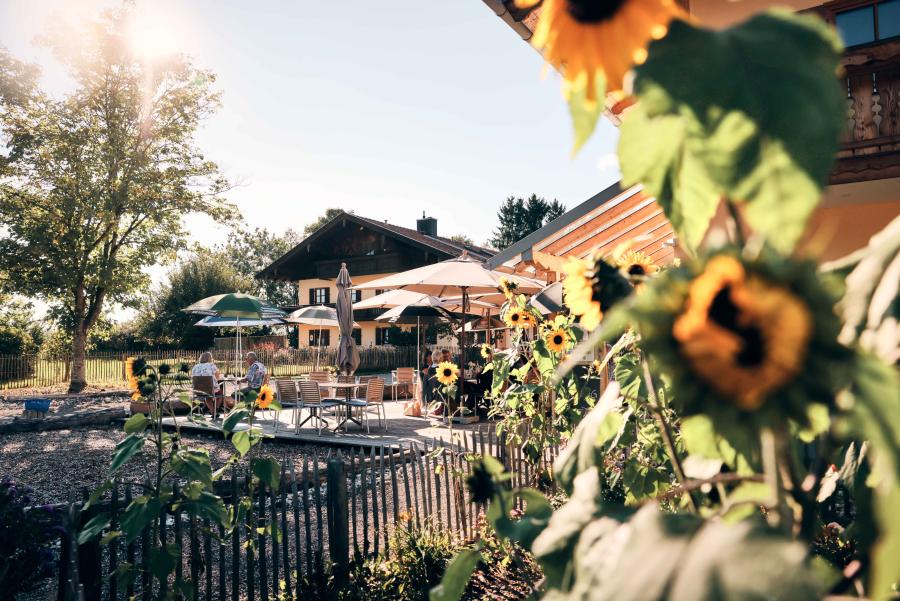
[831,40,900,184]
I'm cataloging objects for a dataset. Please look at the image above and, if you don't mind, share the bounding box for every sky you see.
[0,0,621,317]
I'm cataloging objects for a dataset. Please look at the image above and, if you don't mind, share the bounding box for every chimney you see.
[416,211,437,237]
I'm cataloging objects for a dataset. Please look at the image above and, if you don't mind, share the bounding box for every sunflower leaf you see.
[567,75,605,156]
[621,11,844,254]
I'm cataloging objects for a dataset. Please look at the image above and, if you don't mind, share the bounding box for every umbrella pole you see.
[236,316,241,377]
[459,286,467,411]
[416,316,421,398]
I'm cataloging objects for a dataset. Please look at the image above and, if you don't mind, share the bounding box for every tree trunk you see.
[69,325,88,393]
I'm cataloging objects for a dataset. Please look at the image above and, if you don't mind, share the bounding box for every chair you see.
[348,377,385,433]
[391,367,416,401]
[191,375,230,419]
[308,371,338,401]
[298,381,338,435]
[273,379,300,434]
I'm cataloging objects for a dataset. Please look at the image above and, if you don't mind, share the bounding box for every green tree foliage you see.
[0,9,233,391]
[220,226,302,307]
[489,194,565,250]
[450,234,474,247]
[137,250,251,349]
[304,207,350,236]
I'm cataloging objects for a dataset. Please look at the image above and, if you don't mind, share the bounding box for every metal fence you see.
[47,425,560,600]
[0,346,448,391]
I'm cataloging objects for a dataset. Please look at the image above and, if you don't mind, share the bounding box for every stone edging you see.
[0,407,128,434]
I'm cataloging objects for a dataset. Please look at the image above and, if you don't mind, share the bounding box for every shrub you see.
[0,477,60,601]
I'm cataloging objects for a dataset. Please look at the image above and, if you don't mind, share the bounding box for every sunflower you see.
[517,0,682,102]
[563,254,634,330]
[545,328,570,353]
[480,343,493,360]
[436,362,460,386]
[256,385,275,409]
[499,277,519,300]
[124,357,135,380]
[630,251,852,424]
[617,250,659,280]
[504,307,533,329]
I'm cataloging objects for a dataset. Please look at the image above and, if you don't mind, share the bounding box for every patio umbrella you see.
[335,263,360,375]
[376,303,456,369]
[285,305,359,370]
[352,253,542,403]
[194,316,285,328]
[183,293,286,375]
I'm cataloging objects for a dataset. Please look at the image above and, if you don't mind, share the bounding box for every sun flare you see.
[127,13,178,59]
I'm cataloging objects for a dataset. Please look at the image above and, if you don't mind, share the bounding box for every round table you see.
[318,382,361,431]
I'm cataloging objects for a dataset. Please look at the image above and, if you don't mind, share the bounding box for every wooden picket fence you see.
[0,346,437,391]
[48,425,560,601]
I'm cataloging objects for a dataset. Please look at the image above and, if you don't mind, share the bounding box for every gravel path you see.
[0,392,129,419]
[0,426,332,505]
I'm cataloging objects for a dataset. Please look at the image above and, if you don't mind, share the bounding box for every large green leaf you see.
[554,382,626,495]
[567,75,605,156]
[78,513,110,545]
[429,546,482,601]
[620,11,844,254]
[109,433,146,474]
[562,504,823,601]
[252,457,281,490]
[170,449,213,487]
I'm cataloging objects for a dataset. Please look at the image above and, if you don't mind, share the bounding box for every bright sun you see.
[127,13,178,59]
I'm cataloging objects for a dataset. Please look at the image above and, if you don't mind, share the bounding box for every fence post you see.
[326,454,349,583]
[77,492,102,601]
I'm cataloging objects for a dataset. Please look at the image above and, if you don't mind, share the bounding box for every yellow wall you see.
[687,0,821,28]
[296,273,394,307]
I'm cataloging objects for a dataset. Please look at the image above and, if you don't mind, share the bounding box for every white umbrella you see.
[285,305,359,370]
[352,253,543,403]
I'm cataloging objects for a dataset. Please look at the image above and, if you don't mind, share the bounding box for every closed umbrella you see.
[352,253,542,406]
[183,293,286,375]
[335,263,360,375]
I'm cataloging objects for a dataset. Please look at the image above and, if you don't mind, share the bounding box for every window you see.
[375,289,385,297]
[375,327,391,346]
[833,0,900,47]
[309,287,329,305]
[350,289,361,303]
[309,330,330,346]
[352,328,362,345]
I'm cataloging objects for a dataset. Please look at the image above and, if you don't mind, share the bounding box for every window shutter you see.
[308,288,315,305]
[325,288,331,304]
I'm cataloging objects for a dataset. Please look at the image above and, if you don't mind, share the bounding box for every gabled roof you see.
[352,215,495,261]
[487,181,630,269]
[257,211,495,281]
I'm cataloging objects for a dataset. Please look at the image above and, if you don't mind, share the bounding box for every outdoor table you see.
[317,381,361,431]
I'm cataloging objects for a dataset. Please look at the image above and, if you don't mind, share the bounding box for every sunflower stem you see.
[761,426,793,533]
[641,358,699,514]
[725,200,746,248]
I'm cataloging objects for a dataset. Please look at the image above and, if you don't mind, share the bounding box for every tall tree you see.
[488,194,566,250]
[137,250,251,349]
[0,10,233,391]
[304,208,350,236]
[220,227,302,307]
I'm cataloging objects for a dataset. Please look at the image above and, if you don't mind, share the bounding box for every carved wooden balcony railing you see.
[832,40,900,184]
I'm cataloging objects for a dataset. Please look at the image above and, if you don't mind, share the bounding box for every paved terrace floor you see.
[162,397,486,451]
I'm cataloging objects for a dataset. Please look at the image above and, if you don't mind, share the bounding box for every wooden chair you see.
[391,367,416,401]
[308,371,338,401]
[298,381,338,435]
[273,379,300,434]
[191,375,231,419]
[348,377,385,433]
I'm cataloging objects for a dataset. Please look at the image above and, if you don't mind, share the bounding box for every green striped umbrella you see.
[182,293,285,319]
[182,293,286,375]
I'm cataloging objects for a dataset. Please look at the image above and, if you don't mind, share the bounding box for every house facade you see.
[257,212,494,348]
[480,0,900,264]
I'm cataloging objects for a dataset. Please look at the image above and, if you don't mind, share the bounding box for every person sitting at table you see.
[191,352,227,414]
[235,352,268,398]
